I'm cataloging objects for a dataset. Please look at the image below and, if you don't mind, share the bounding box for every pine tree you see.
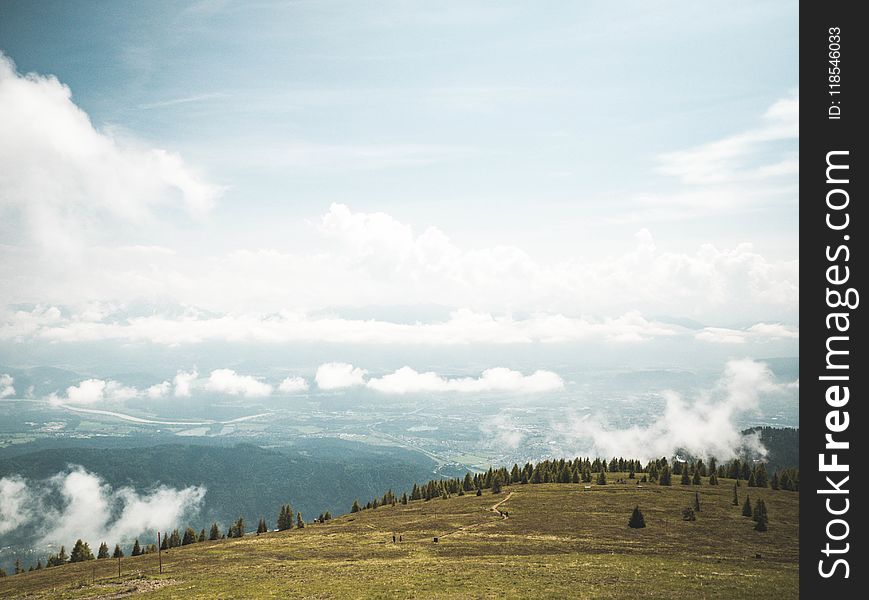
[754,463,769,488]
[694,492,701,512]
[753,498,769,523]
[628,506,646,528]
[198,528,206,543]
[209,522,221,540]
[58,546,68,563]
[13,558,23,574]
[131,539,142,556]
[232,517,245,538]
[160,535,169,550]
[296,512,305,529]
[681,469,691,485]
[492,479,502,494]
[350,500,361,514]
[596,469,607,485]
[742,495,753,517]
[257,517,268,534]
[112,544,124,559]
[732,484,739,506]
[754,514,768,531]
[182,527,197,545]
[709,472,718,485]
[692,469,701,485]
[770,471,780,490]
[70,539,94,562]
[659,464,672,486]
[169,528,181,547]
[97,542,109,559]
[748,470,757,487]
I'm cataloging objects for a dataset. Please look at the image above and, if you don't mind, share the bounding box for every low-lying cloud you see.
[315,362,367,390]
[48,378,139,406]
[0,373,14,398]
[366,366,564,395]
[0,467,205,550]
[204,369,272,397]
[551,359,796,461]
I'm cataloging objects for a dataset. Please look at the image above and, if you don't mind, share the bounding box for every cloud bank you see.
[0,467,205,549]
[551,359,795,461]
[204,369,272,397]
[315,363,368,390]
[366,366,564,395]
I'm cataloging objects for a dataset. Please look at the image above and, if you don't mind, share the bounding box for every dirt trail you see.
[439,491,514,539]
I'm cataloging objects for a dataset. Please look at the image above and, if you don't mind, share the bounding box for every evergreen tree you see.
[257,518,268,534]
[694,492,701,512]
[58,546,68,563]
[70,539,94,562]
[97,542,109,559]
[198,528,206,543]
[747,470,757,487]
[753,499,769,523]
[182,527,197,545]
[209,522,221,540]
[732,484,739,506]
[742,495,753,517]
[628,506,646,528]
[770,471,780,490]
[14,558,23,574]
[160,535,169,550]
[754,514,768,531]
[169,528,182,547]
[131,539,142,556]
[296,512,305,529]
[659,464,672,486]
[401,493,408,505]
[112,544,124,559]
[596,469,607,485]
[232,517,245,538]
[709,472,719,485]
[681,469,691,485]
[692,469,701,485]
[350,500,361,514]
[324,511,332,520]
[754,464,769,488]
[492,479,502,494]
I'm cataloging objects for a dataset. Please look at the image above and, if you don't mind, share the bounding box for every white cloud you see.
[0,53,221,257]
[0,476,31,535]
[657,92,798,186]
[278,376,309,393]
[204,369,272,397]
[479,414,526,450]
[315,362,367,390]
[550,359,796,461]
[51,378,139,406]
[366,366,564,394]
[0,373,15,398]
[173,369,198,397]
[146,380,172,399]
[696,322,799,344]
[29,467,205,548]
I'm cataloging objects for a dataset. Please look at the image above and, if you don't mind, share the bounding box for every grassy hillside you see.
[0,477,798,599]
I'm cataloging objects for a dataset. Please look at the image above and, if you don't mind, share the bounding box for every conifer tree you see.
[752,498,769,523]
[732,484,739,506]
[182,527,197,545]
[58,545,68,563]
[14,558,23,574]
[742,495,753,517]
[160,535,169,550]
[754,463,769,488]
[70,539,94,562]
[257,518,268,534]
[659,464,672,486]
[198,528,206,543]
[709,472,718,485]
[694,492,701,512]
[596,469,607,485]
[748,470,757,487]
[98,542,109,559]
[324,511,332,521]
[754,514,768,531]
[681,469,691,485]
[209,522,221,540]
[296,512,305,529]
[112,544,124,559]
[692,469,701,485]
[492,479,502,494]
[350,500,361,514]
[770,471,780,490]
[131,539,142,556]
[169,528,181,547]
[628,505,646,528]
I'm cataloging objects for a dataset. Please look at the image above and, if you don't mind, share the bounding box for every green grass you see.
[0,478,798,599]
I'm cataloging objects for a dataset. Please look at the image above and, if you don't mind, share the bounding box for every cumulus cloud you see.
[204,369,272,397]
[696,322,800,344]
[146,380,172,399]
[3,467,205,548]
[0,476,31,535]
[49,378,139,406]
[0,54,221,257]
[366,366,564,394]
[278,376,309,393]
[315,362,368,390]
[0,373,15,398]
[550,359,796,461]
[173,369,198,398]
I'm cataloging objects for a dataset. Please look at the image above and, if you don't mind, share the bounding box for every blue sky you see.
[0,0,798,352]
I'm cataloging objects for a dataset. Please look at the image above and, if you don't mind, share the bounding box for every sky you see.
[0,0,798,368]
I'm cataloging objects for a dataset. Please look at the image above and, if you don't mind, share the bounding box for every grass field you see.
[0,477,798,599]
